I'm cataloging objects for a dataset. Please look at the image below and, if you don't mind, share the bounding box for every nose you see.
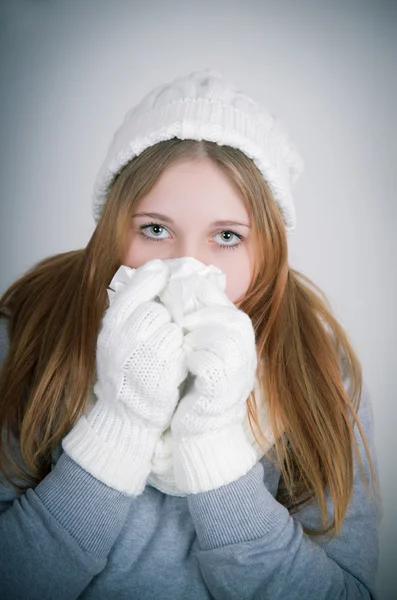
[169,240,209,267]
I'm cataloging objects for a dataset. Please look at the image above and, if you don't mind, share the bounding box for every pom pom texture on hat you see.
[92,69,304,232]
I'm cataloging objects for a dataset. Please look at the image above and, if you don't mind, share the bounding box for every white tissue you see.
[107,256,227,326]
[157,257,227,324]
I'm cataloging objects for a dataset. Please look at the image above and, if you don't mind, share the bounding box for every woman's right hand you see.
[62,259,188,496]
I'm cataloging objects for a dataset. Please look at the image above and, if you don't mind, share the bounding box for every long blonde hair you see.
[0,139,379,538]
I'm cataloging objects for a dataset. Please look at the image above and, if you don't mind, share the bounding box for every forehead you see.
[138,158,249,216]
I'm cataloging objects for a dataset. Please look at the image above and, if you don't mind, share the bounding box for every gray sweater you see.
[0,319,381,599]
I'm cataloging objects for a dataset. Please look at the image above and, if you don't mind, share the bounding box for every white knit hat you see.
[92,68,304,232]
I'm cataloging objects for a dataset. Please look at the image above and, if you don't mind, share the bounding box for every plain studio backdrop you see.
[0,0,396,597]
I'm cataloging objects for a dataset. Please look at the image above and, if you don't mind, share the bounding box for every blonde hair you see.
[0,139,379,538]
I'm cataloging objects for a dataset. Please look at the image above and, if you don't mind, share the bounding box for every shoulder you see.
[0,315,63,475]
[355,381,376,447]
[340,353,377,461]
[0,317,10,367]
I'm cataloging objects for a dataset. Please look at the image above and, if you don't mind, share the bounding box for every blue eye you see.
[139,223,169,240]
[138,222,244,251]
[213,230,243,251]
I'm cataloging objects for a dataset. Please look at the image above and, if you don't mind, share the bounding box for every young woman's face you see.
[123,158,254,304]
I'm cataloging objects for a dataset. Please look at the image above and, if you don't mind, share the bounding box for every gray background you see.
[0,0,396,597]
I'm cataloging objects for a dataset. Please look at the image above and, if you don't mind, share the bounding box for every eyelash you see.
[138,222,244,251]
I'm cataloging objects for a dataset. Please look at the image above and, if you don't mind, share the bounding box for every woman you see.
[0,69,381,599]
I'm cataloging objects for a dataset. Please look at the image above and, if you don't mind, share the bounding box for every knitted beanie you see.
[92,68,304,232]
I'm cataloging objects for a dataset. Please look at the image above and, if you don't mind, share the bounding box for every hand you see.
[171,278,259,494]
[63,259,188,496]
[96,260,187,431]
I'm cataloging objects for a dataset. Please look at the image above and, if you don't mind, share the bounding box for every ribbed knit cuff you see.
[187,460,289,550]
[172,423,258,494]
[62,399,161,496]
[35,452,133,557]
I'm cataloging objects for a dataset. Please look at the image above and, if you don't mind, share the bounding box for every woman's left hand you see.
[170,278,259,494]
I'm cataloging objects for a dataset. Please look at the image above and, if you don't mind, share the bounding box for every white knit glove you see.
[170,277,259,494]
[62,259,188,496]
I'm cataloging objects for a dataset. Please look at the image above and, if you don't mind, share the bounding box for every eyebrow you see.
[133,212,251,228]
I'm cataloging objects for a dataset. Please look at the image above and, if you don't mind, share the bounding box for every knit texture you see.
[167,278,260,493]
[104,257,274,496]
[0,317,381,599]
[92,69,304,232]
[62,259,188,496]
